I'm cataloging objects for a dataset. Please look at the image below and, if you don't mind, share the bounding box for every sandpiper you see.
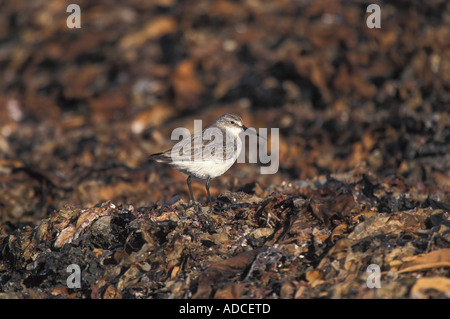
[149,113,260,210]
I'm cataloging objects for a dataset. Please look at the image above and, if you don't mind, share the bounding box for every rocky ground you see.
[0,0,449,299]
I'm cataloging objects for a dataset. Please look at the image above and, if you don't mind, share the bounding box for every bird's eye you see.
[231,121,235,124]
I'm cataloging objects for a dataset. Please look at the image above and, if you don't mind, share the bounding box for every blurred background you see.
[0,0,449,225]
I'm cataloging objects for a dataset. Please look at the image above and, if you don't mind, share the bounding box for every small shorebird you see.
[149,113,259,210]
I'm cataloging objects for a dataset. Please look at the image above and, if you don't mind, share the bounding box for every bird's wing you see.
[203,131,239,161]
[150,128,239,163]
[157,130,204,162]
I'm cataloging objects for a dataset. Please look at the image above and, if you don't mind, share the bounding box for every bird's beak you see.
[242,125,266,140]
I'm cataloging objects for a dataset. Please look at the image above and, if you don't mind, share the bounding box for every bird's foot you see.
[197,208,216,233]
[182,200,202,210]
[182,200,219,231]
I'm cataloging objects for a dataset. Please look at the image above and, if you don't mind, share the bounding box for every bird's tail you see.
[149,152,172,164]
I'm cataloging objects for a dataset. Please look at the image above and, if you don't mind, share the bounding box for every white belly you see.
[171,138,242,179]
[173,158,236,179]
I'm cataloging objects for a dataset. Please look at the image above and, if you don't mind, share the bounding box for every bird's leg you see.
[186,176,202,213]
[187,175,195,204]
[205,177,212,211]
[200,176,217,231]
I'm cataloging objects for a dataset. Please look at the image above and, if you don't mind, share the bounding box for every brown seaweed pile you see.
[0,0,449,298]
